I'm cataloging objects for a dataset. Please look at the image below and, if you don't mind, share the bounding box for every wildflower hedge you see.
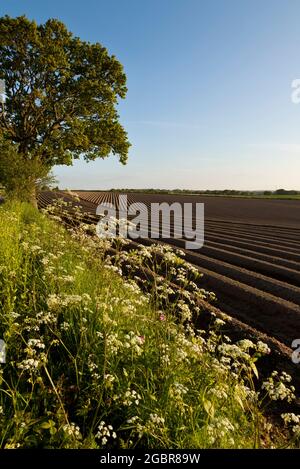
[0,201,298,448]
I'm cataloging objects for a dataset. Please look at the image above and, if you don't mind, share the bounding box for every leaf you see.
[234,387,245,411]
[250,361,259,379]
[40,419,56,430]
[203,398,215,418]
[40,421,52,430]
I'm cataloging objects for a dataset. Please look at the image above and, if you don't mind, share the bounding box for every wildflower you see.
[281,414,300,438]
[120,389,141,407]
[262,371,295,403]
[105,265,122,275]
[62,423,81,439]
[177,300,192,322]
[159,344,171,366]
[17,358,40,372]
[9,312,21,320]
[47,294,61,310]
[30,245,42,252]
[209,384,228,400]
[136,413,165,438]
[123,331,145,355]
[138,335,145,344]
[57,275,75,283]
[123,281,141,294]
[281,413,300,424]
[214,318,226,327]
[238,339,255,351]
[257,341,271,355]
[95,421,117,446]
[104,374,116,388]
[27,339,45,350]
[60,321,70,331]
[4,442,21,448]
[127,416,140,424]
[149,413,165,425]
[169,382,188,411]
[47,293,90,310]
[106,333,123,356]
[218,343,251,361]
[36,311,57,325]
[86,355,100,380]
[207,417,236,444]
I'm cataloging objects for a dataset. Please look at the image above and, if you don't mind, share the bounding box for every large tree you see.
[0,15,130,205]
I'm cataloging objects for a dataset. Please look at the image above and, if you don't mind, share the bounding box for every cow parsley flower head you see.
[95,421,117,446]
[62,423,81,439]
[262,371,295,403]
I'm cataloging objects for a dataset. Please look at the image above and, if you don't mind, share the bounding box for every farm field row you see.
[39,191,300,355]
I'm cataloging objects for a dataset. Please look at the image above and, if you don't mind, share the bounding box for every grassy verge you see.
[0,201,298,448]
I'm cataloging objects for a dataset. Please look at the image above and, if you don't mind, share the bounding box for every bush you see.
[0,139,55,205]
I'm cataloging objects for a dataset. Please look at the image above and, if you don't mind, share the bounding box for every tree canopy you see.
[0,15,130,176]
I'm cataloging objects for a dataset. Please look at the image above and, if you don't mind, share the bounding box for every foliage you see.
[0,138,49,204]
[0,15,130,202]
[0,202,297,448]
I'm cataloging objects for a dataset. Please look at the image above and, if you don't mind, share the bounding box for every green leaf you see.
[250,361,259,379]
[203,398,215,418]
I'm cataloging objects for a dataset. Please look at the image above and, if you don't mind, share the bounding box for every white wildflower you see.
[257,341,271,355]
[62,422,81,439]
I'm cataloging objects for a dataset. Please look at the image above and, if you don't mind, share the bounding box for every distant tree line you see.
[265,189,300,195]
[106,188,300,196]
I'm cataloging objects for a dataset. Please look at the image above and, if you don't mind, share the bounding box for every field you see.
[39,191,300,361]
[75,190,300,200]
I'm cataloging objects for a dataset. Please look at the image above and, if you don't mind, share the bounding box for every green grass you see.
[0,201,297,448]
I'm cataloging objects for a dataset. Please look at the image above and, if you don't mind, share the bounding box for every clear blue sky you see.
[2,0,300,190]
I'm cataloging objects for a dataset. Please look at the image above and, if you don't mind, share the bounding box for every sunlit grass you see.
[0,201,297,448]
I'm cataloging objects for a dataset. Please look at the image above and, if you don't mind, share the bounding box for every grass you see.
[0,201,298,448]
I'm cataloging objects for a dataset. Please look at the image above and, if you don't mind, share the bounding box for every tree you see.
[0,15,130,205]
[275,189,286,195]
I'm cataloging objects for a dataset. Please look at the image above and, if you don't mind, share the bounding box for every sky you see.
[2,0,300,190]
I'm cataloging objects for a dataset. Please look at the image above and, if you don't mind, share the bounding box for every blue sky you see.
[2,0,300,190]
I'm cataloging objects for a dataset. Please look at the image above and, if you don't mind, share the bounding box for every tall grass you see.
[0,201,297,448]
